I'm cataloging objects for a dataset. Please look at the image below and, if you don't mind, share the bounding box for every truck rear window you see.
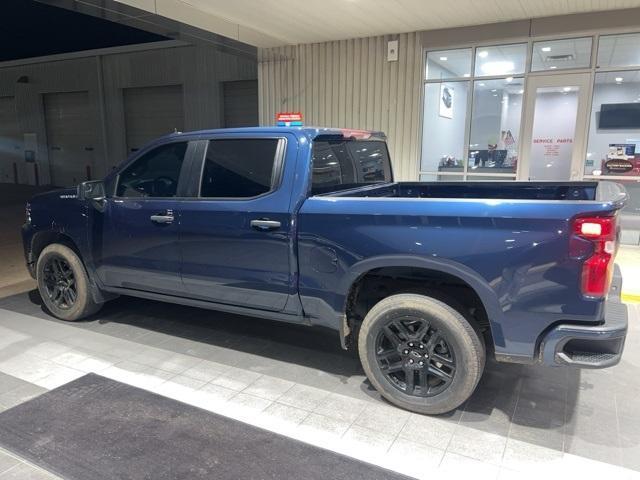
[311,139,393,194]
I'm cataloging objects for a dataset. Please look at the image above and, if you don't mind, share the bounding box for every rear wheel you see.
[358,293,485,415]
[37,244,102,321]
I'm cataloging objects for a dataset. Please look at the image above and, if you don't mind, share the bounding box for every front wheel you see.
[36,244,102,321]
[358,293,485,415]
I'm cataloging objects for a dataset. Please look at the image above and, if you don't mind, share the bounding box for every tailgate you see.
[595,181,628,209]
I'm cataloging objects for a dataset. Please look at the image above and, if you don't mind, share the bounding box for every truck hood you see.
[29,187,78,205]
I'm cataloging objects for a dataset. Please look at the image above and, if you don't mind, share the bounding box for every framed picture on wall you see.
[439,84,453,119]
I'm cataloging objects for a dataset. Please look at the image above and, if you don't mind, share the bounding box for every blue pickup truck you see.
[22,127,629,414]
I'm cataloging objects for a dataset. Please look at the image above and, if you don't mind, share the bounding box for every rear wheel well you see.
[344,267,491,350]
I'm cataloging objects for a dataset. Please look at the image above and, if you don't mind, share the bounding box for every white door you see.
[123,85,184,154]
[0,96,22,184]
[518,73,591,181]
[44,91,95,187]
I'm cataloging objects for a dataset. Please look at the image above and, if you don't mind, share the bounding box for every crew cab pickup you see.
[22,127,629,414]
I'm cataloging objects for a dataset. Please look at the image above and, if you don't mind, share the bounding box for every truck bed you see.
[298,180,627,363]
[328,181,622,202]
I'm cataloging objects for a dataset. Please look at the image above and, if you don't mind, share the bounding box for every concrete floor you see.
[1,184,639,480]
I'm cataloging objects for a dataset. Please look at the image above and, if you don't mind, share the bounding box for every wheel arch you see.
[338,255,504,351]
[31,230,112,304]
[31,230,82,262]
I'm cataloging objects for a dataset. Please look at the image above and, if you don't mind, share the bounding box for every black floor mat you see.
[0,373,408,480]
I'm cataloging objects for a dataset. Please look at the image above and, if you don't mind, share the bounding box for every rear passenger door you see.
[178,135,294,311]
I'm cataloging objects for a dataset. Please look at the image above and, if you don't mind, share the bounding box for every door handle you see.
[150,213,174,224]
[250,219,281,231]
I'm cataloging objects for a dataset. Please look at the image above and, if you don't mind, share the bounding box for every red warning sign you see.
[276,112,303,126]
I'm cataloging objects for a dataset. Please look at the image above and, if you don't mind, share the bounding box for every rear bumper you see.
[538,266,628,368]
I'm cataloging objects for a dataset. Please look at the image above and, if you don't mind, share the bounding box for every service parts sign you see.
[529,89,579,179]
[276,112,303,127]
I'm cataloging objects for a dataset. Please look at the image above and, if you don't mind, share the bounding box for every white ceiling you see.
[116,0,640,47]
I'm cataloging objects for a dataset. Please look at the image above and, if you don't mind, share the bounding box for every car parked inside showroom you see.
[22,127,629,414]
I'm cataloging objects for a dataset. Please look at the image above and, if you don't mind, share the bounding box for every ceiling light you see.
[493,94,498,97]
[480,61,514,75]
[549,66,557,69]
[478,50,488,58]
[563,87,571,92]
[506,77,513,82]
[491,89,497,92]
[440,56,448,61]
[478,82,485,87]
[463,73,470,77]
[518,89,524,94]
[615,77,623,82]
[541,47,552,52]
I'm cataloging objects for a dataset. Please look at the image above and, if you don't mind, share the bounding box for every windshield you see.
[311,139,393,194]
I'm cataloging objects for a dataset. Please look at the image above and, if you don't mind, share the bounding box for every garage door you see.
[0,96,22,184]
[123,85,184,154]
[44,91,95,187]
[223,80,258,127]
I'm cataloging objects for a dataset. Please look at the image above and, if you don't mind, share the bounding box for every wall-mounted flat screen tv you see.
[599,103,640,129]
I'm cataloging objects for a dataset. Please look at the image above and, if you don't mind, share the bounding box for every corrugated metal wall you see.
[258,32,423,180]
[100,45,257,172]
[0,44,257,185]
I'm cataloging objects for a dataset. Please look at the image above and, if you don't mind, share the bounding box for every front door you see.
[94,140,191,295]
[519,73,591,181]
[179,135,293,312]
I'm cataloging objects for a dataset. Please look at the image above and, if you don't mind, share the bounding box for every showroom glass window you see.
[426,48,472,80]
[468,78,523,175]
[585,69,640,218]
[421,44,525,180]
[531,37,592,72]
[116,142,188,197]
[421,49,472,179]
[421,81,470,178]
[474,44,527,77]
[585,32,640,221]
[597,32,640,68]
[199,138,280,198]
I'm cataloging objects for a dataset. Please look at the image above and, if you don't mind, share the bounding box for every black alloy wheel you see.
[42,255,77,310]
[375,316,456,397]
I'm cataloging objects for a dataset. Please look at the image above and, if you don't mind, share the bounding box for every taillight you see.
[571,216,617,298]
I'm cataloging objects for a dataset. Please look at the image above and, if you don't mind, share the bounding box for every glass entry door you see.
[519,73,591,181]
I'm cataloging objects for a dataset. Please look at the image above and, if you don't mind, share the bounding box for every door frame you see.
[517,72,592,181]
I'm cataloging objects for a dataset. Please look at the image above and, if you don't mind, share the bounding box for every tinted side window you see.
[117,142,187,198]
[200,139,280,198]
[311,140,392,194]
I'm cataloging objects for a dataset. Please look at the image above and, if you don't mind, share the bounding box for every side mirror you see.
[78,180,105,201]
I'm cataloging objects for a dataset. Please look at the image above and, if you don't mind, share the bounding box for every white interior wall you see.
[0,44,257,185]
[470,90,522,151]
[470,90,502,149]
[420,82,468,171]
[503,93,522,148]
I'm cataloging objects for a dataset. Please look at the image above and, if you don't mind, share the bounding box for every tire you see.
[36,244,102,321]
[358,293,485,415]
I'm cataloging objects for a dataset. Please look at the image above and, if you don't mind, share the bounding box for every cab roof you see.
[166,126,386,142]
